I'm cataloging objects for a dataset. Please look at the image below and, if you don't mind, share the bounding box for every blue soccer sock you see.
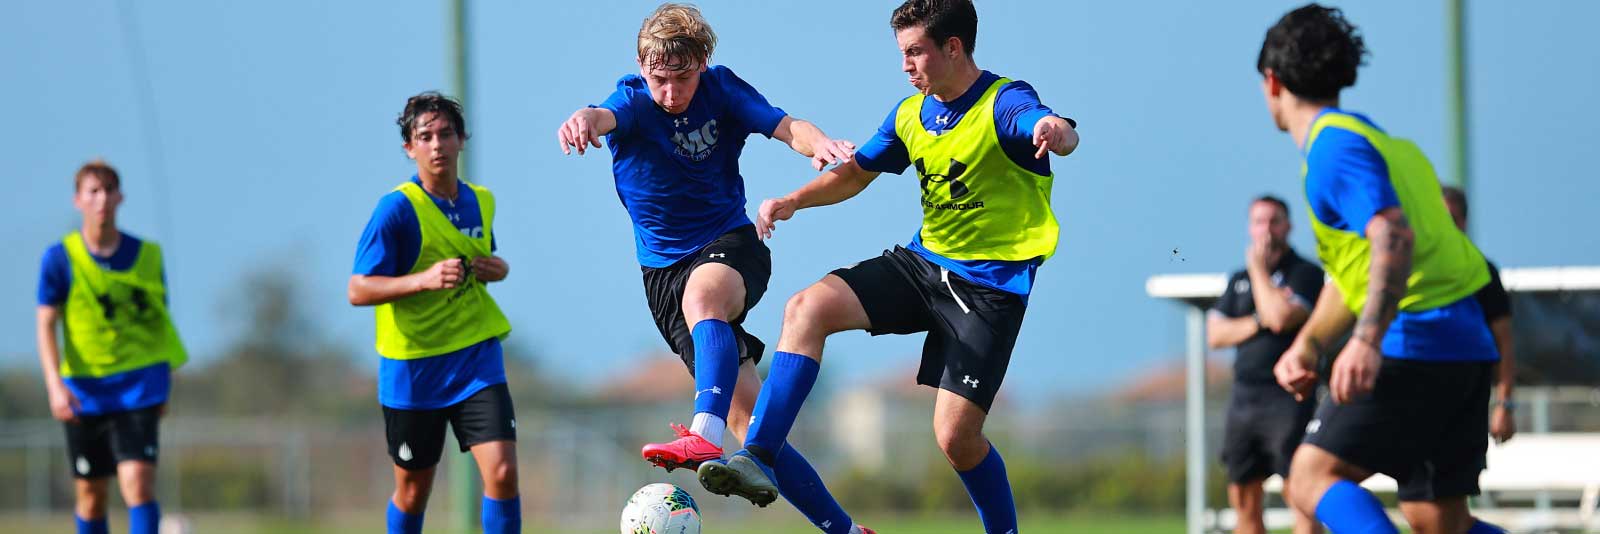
[1314,480,1398,534]
[744,352,820,464]
[690,319,739,446]
[775,442,853,534]
[1467,518,1507,534]
[481,495,521,534]
[75,515,109,534]
[128,501,160,534]
[957,444,1018,534]
[387,499,425,534]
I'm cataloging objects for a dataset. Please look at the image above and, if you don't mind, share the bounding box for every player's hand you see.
[472,256,509,283]
[1490,405,1516,443]
[756,197,798,240]
[1330,337,1382,404]
[809,138,856,171]
[558,109,604,156]
[1032,116,1075,159]
[1274,342,1318,401]
[418,258,465,291]
[47,383,79,423]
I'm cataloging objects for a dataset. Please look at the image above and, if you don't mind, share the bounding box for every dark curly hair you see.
[890,0,978,57]
[1256,4,1368,101]
[396,91,468,143]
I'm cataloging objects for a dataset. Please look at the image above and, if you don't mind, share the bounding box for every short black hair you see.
[1253,194,1291,219]
[891,0,978,57]
[397,91,468,143]
[1441,184,1468,221]
[1256,4,1368,101]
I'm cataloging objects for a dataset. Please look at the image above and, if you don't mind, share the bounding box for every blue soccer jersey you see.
[1304,109,1497,362]
[855,71,1064,296]
[596,65,788,268]
[37,232,171,415]
[353,176,507,409]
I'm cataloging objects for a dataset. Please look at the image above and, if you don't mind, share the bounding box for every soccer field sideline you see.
[0,512,1192,534]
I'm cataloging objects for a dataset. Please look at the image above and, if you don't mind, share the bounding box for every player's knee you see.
[932,423,986,469]
[75,479,109,507]
[485,460,518,493]
[118,478,156,506]
[782,285,838,335]
[393,472,435,510]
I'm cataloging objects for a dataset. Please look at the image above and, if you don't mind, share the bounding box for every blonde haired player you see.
[557,4,870,534]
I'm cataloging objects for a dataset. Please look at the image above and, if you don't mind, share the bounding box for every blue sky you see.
[4,1,1597,401]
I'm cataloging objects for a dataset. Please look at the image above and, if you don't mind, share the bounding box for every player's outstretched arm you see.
[771,116,857,171]
[1275,282,1355,400]
[1032,116,1079,159]
[557,107,618,156]
[348,258,466,306]
[35,305,78,423]
[755,160,880,240]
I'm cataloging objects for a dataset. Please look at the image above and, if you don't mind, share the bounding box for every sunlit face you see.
[1249,201,1290,247]
[403,112,463,178]
[1260,71,1289,132]
[896,25,956,97]
[74,173,123,227]
[639,58,705,115]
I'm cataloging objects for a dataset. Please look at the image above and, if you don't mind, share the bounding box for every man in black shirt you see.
[1209,195,1325,534]
[1441,185,1517,443]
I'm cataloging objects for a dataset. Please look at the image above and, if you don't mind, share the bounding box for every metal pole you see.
[1186,306,1208,534]
[446,2,481,532]
[1445,0,1471,236]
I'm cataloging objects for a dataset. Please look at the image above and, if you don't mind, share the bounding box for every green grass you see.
[0,512,1187,534]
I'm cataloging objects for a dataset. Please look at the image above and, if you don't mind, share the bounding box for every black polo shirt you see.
[1476,260,1511,323]
[1211,249,1325,386]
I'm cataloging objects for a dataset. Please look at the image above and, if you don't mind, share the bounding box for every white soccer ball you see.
[620,482,702,534]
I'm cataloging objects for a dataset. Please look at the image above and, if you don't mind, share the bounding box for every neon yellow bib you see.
[59,232,186,378]
[895,77,1060,261]
[1304,112,1488,314]
[374,181,511,359]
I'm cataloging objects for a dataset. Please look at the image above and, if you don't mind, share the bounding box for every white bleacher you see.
[1221,433,1600,533]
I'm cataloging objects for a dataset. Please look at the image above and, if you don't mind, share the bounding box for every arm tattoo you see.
[1356,213,1413,346]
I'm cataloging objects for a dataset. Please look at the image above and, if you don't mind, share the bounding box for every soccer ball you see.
[620,483,702,534]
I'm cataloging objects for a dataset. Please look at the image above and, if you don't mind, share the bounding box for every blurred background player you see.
[696,2,1078,534]
[36,160,187,534]
[1207,195,1323,534]
[1441,185,1517,444]
[348,92,521,534]
[554,4,866,533]
[1259,5,1507,534]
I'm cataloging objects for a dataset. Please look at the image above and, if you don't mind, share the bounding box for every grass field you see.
[0,512,1189,534]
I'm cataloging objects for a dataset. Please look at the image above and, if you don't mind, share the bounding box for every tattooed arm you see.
[1328,206,1414,403]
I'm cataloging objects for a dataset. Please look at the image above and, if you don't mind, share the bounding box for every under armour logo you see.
[674,117,690,128]
[935,114,952,125]
[914,157,971,200]
[708,253,727,258]
[962,375,980,388]
[821,520,833,529]
[695,386,723,399]
[1306,419,1322,434]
